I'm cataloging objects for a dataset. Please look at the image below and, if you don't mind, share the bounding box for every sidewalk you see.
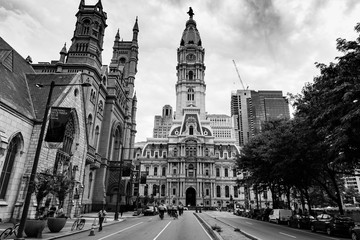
[0,211,138,240]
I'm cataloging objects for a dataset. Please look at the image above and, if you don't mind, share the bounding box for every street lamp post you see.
[16,81,90,238]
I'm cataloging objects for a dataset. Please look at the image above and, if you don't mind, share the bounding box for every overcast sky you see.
[1,0,360,142]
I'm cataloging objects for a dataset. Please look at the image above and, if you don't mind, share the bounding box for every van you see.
[268,209,292,224]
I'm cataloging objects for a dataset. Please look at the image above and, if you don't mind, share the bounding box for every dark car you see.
[288,214,315,229]
[143,206,158,216]
[310,213,355,236]
[351,227,360,240]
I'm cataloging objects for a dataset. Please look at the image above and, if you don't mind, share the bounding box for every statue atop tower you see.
[187,7,194,18]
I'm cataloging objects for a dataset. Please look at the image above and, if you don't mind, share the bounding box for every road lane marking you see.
[245,221,253,225]
[97,222,143,240]
[153,221,172,240]
[279,232,296,238]
[194,216,213,240]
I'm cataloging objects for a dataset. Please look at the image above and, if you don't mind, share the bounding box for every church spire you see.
[132,17,139,42]
[59,43,67,63]
[78,0,85,10]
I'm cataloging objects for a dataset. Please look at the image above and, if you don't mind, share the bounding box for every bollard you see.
[89,225,95,236]
[92,218,97,226]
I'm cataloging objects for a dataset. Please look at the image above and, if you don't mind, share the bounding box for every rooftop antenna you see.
[232,60,248,90]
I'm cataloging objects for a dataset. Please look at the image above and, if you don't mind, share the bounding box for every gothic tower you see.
[67,0,107,74]
[175,7,206,120]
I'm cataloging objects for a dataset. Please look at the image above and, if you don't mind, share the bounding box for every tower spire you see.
[132,17,139,42]
[78,0,85,9]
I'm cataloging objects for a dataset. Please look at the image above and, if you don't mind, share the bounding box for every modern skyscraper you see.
[231,90,290,147]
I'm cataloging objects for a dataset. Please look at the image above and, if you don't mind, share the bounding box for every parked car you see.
[351,226,360,240]
[288,214,315,229]
[143,206,158,216]
[269,209,292,224]
[310,213,355,236]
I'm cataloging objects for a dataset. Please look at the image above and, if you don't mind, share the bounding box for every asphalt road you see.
[60,211,213,240]
[207,211,352,240]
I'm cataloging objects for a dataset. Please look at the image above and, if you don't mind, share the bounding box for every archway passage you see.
[186,187,196,207]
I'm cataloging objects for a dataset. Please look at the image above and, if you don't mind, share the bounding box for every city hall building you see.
[135,9,240,209]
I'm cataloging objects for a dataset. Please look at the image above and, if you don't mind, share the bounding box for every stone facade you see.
[134,9,240,209]
[0,0,138,221]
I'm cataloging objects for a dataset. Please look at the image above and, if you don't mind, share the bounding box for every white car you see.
[269,209,292,224]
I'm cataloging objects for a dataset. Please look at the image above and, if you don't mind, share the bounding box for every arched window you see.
[0,134,21,199]
[87,114,93,135]
[189,126,194,135]
[189,71,194,80]
[94,126,100,150]
[187,88,194,101]
[216,185,221,197]
[112,128,121,161]
[88,172,93,198]
[225,186,229,198]
[81,19,91,35]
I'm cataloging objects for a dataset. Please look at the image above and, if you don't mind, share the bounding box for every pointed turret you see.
[132,17,139,42]
[115,28,120,41]
[78,0,85,10]
[59,43,67,63]
[95,0,103,11]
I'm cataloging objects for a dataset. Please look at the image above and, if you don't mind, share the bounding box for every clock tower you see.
[175,7,206,120]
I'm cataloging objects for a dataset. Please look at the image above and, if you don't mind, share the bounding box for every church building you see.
[0,0,138,221]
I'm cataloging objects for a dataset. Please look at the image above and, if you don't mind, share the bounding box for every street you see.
[206,211,352,240]
[60,211,213,240]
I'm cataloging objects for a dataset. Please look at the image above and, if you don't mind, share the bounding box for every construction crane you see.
[232,60,248,90]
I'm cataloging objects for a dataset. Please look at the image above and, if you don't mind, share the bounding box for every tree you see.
[293,22,360,214]
[52,171,72,208]
[34,169,54,219]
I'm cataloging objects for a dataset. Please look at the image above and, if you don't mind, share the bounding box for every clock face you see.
[186,54,196,62]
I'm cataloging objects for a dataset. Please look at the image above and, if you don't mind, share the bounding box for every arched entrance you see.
[186,187,196,207]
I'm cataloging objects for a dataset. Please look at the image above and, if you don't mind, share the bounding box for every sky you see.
[1,0,360,142]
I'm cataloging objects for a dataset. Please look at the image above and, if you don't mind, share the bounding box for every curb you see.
[210,215,259,240]
[193,213,224,240]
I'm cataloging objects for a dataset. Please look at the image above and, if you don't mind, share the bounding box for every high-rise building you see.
[135,8,240,209]
[231,90,290,147]
[153,105,173,138]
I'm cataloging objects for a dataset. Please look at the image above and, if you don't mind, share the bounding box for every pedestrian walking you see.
[120,205,124,218]
[98,208,107,231]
